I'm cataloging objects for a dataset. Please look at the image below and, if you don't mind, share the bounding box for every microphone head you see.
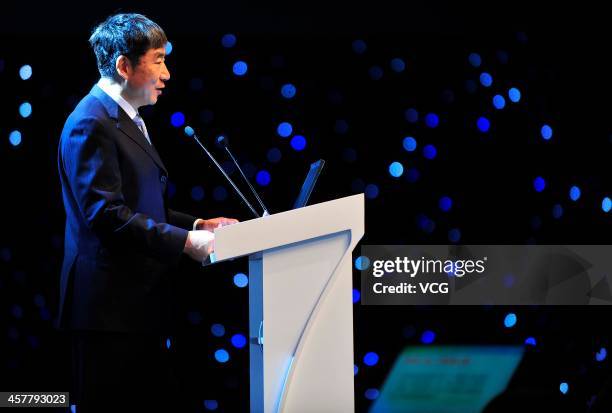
[184,126,195,137]
[216,135,229,148]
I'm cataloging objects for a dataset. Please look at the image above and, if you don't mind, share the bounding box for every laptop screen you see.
[293,159,325,209]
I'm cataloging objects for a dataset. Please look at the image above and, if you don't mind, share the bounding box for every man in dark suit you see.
[57,13,237,411]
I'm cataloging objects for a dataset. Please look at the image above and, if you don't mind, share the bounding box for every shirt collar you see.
[96,78,140,121]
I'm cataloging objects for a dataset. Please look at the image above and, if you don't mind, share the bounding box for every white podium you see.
[211,194,364,412]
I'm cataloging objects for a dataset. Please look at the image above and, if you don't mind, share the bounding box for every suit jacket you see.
[57,85,196,332]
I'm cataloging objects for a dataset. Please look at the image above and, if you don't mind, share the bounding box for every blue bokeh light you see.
[480,72,493,87]
[221,34,237,48]
[541,124,553,140]
[187,311,202,325]
[267,147,282,163]
[352,39,367,54]
[390,58,406,72]
[233,273,248,288]
[213,186,228,201]
[19,102,32,118]
[233,61,248,76]
[355,256,371,270]
[508,87,521,103]
[165,41,173,55]
[34,294,45,308]
[28,336,40,349]
[569,186,581,201]
[363,352,379,366]
[334,119,349,134]
[389,162,404,178]
[166,338,171,349]
[465,80,477,93]
[405,108,418,123]
[497,50,509,64]
[353,289,361,303]
[256,170,271,186]
[9,130,22,146]
[11,305,23,319]
[560,382,569,395]
[204,400,218,411]
[533,177,546,192]
[19,64,32,80]
[191,186,204,201]
[596,348,607,362]
[403,136,417,152]
[421,330,435,344]
[167,182,176,198]
[221,160,235,175]
[406,167,420,183]
[369,66,383,80]
[342,148,357,162]
[418,214,436,234]
[231,334,247,349]
[40,308,51,321]
[211,323,225,337]
[170,112,185,127]
[439,196,453,212]
[277,122,293,138]
[423,144,437,160]
[365,184,379,199]
[468,53,482,67]
[525,337,537,346]
[214,349,230,363]
[552,204,563,219]
[352,178,365,193]
[504,313,517,328]
[424,113,439,128]
[493,95,506,109]
[281,83,296,98]
[448,228,461,243]
[365,389,380,400]
[603,197,612,213]
[477,116,490,133]
[290,135,306,151]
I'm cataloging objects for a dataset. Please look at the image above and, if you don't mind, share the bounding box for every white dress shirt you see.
[97,78,152,145]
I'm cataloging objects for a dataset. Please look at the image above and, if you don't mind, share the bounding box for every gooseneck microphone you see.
[216,135,270,217]
[184,126,260,218]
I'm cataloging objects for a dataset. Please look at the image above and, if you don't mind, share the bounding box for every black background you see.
[1,1,612,411]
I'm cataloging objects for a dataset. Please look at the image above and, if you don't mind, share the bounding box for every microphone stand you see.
[184,126,260,218]
[216,135,270,217]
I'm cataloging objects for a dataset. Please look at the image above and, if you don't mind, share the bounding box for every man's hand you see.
[193,217,239,232]
[183,230,215,262]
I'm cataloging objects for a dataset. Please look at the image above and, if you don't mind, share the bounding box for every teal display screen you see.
[370,346,524,413]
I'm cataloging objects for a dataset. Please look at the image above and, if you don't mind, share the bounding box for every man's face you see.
[124,46,170,108]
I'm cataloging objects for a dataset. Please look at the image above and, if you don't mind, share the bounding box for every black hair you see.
[89,13,167,79]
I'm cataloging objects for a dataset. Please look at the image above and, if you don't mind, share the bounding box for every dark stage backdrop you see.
[1,1,611,411]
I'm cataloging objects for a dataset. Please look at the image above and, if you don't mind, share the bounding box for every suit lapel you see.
[116,109,168,175]
[89,84,168,175]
